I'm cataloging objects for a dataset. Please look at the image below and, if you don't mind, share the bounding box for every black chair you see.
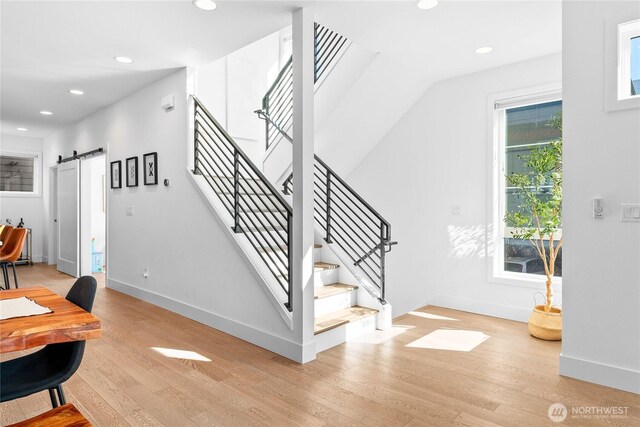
[0,276,97,408]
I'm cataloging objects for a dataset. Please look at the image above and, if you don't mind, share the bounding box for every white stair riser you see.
[315,291,357,317]
[314,268,338,287]
[315,314,377,353]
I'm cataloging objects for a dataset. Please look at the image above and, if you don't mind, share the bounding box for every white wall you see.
[347,53,562,319]
[42,68,300,359]
[0,134,44,262]
[560,1,640,394]
[197,30,284,164]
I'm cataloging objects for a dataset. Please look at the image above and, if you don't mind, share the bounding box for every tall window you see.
[494,95,562,279]
[0,152,41,196]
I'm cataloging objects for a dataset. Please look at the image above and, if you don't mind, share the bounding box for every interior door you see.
[57,160,80,277]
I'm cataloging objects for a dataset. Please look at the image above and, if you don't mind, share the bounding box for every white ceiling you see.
[0,0,561,139]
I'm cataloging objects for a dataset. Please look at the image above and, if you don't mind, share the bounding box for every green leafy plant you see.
[505,113,562,312]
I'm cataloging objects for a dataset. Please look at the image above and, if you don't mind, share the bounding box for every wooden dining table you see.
[0,286,101,354]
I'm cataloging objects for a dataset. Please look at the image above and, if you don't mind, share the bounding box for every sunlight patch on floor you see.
[406,329,490,352]
[151,347,211,362]
[408,311,459,321]
[353,325,414,344]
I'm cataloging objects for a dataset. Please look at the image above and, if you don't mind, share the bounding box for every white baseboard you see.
[427,294,531,323]
[107,277,308,363]
[41,255,49,264]
[560,354,640,394]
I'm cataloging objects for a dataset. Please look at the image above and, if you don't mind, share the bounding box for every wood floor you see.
[1,264,638,426]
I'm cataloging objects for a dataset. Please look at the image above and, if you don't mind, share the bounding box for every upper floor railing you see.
[259,23,347,151]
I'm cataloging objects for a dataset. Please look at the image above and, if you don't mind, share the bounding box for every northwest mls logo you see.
[548,403,568,422]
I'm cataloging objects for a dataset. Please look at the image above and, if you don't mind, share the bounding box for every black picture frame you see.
[110,160,122,189]
[126,156,138,187]
[143,152,158,185]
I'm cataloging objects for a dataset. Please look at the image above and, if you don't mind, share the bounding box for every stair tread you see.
[314,262,339,271]
[314,306,378,335]
[314,243,322,249]
[314,283,358,299]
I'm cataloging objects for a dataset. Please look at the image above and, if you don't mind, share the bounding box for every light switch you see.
[620,203,640,222]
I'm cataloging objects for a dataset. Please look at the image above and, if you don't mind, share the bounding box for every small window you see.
[0,152,40,196]
[618,19,640,100]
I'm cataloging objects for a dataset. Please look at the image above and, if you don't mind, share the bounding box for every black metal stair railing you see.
[193,96,294,311]
[259,108,396,302]
[283,155,396,303]
[258,23,347,151]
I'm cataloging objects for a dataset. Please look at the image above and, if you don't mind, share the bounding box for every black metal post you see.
[233,151,240,233]
[379,222,388,302]
[325,171,332,243]
[193,119,200,174]
[286,213,293,312]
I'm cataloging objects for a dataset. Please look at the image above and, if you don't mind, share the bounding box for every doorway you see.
[52,155,106,287]
[80,155,106,287]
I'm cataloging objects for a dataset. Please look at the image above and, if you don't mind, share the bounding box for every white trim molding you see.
[560,353,640,395]
[107,277,309,363]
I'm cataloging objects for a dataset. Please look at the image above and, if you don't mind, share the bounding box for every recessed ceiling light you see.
[40,111,53,116]
[114,56,134,64]
[17,127,27,132]
[417,0,438,10]
[69,89,84,95]
[193,0,217,11]
[475,46,493,54]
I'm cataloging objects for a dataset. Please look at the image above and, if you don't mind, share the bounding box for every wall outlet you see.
[452,206,461,216]
[126,206,134,216]
[143,267,149,278]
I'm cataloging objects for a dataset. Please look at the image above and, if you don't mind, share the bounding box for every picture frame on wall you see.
[143,152,158,185]
[126,156,138,187]
[110,160,121,189]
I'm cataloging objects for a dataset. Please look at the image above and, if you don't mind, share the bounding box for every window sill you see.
[491,272,563,292]
[0,192,41,198]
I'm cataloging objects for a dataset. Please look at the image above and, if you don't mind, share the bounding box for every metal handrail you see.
[258,109,395,303]
[193,96,294,311]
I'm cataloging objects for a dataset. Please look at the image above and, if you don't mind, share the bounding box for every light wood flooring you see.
[1,264,638,426]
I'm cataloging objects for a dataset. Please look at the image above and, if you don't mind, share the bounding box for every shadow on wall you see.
[447,224,492,260]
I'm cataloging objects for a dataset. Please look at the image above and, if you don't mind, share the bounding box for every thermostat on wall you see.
[160,94,174,112]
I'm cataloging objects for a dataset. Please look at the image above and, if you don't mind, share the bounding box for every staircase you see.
[190,22,396,353]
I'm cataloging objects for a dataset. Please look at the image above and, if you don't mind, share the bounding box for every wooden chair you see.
[0,227,26,289]
[7,403,91,427]
[0,224,13,246]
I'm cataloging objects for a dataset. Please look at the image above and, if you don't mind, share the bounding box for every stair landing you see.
[314,306,378,335]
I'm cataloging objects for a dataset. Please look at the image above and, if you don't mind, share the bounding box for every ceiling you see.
[0,0,561,139]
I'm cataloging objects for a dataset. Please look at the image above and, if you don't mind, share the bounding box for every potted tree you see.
[505,113,563,341]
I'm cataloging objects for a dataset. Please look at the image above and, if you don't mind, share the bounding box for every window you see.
[0,152,41,196]
[492,90,562,283]
[618,19,640,100]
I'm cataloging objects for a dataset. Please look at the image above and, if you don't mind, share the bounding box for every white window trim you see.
[486,83,563,290]
[617,19,640,101]
[0,149,42,198]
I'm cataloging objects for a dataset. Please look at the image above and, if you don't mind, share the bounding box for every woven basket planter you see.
[528,305,562,341]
